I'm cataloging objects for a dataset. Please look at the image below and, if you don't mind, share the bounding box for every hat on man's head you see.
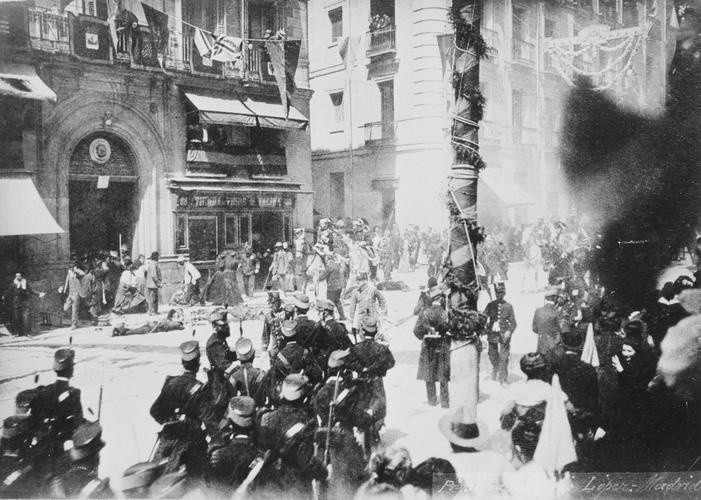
[15,388,38,415]
[280,374,308,401]
[228,396,256,427]
[53,348,75,371]
[561,330,583,351]
[494,282,506,294]
[327,349,350,368]
[275,242,283,248]
[293,292,310,310]
[282,242,289,249]
[210,309,228,325]
[176,255,185,263]
[316,299,334,313]
[2,416,30,440]
[179,341,200,362]
[281,319,298,338]
[70,421,105,461]
[234,337,254,362]
[438,407,490,451]
[674,275,695,294]
[361,314,379,334]
[294,227,305,233]
[150,251,159,260]
[520,352,547,376]
[121,461,167,493]
[284,302,295,314]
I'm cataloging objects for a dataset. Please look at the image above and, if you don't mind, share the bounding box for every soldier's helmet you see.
[316,299,335,314]
[179,340,200,362]
[280,374,309,401]
[228,396,256,427]
[15,388,38,416]
[53,348,75,372]
[210,309,228,326]
[327,349,350,369]
[234,337,255,362]
[494,282,506,295]
[70,421,105,462]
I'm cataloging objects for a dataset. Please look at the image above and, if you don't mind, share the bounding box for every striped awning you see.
[0,62,57,102]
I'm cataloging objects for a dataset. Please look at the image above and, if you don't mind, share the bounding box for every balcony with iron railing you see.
[24,8,279,85]
[366,27,396,57]
[364,120,396,145]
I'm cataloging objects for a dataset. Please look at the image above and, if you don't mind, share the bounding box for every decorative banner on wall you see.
[69,13,111,62]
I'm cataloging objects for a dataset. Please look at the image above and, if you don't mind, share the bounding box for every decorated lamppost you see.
[443,0,488,441]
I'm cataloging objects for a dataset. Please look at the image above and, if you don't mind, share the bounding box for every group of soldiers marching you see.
[1,290,395,499]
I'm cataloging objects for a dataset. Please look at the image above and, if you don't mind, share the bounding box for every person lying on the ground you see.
[111,309,185,337]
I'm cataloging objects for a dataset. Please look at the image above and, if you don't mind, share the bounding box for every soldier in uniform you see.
[229,337,268,406]
[203,309,237,431]
[483,282,518,385]
[413,287,451,407]
[45,421,112,499]
[346,315,395,454]
[312,351,367,500]
[208,396,260,490]
[28,349,84,463]
[532,287,564,367]
[149,341,207,476]
[291,293,317,346]
[270,320,322,390]
[316,299,352,354]
[257,374,328,498]
[261,290,284,356]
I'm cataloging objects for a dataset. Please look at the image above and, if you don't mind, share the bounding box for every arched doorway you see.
[68,132,138,254]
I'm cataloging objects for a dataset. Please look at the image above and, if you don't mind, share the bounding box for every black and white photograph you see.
[1,0,701,498]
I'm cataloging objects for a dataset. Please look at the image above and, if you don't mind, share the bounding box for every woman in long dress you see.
[112,260,146,314]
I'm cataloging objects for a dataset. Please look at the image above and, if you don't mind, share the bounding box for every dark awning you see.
[184,92,307,130]
[0,62,57,102]
[0,175,63,236]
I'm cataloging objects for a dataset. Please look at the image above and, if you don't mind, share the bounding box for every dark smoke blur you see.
[560,9,701,309]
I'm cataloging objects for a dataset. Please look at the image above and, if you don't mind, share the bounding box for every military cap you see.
[176,255,186,263]
[292,292,310,309]
[327,349,350,368]
[53,348,75,371]
[210,308,228,325]
[15,388,38,415]
[281,319,298,338]
[70,421,105,461]
[2,416,29,440]
[234,337,255,362]
[520,352,547,375]
[494,282,506,294]
[179,341,200,362]
[316,299,334,313]
[228,396,256,427]
[280,374,309,401]
[361,314,379,334]
[283,302,295,313]
[121,461,165,492]
[561,330,583,350]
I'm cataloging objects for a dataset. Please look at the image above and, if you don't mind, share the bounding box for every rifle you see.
[239,318,244,338]
[232,450,272,500]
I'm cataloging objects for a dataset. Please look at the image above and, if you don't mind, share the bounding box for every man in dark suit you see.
[145,251,162,315]
[319,253,346,320]
[483,282,517,385]
[532,287,564,366]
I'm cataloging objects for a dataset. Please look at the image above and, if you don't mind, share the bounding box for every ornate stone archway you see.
[41,94,172,261]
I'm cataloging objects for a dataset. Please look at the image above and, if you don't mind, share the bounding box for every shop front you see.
[172,187,298,262]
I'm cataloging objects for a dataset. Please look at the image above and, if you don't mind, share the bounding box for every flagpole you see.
[347,0,354,219]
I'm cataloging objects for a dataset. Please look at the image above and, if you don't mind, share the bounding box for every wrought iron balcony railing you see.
[364,121,396,144]
[367,27,396,57]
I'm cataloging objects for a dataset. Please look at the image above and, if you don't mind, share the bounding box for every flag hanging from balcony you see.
[141,3,168,69]
[264,39,301,118]
[194,28,242,62]
[105,0,118,53]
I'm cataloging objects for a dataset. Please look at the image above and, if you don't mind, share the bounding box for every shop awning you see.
[184,92,308,130]
[479,174,534,206]
[0,62,57,102]
[0,175,64,236]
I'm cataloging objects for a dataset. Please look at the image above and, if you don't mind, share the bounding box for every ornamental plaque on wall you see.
[89,138,111,164]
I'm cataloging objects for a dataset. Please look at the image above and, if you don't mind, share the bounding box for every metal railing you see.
[364,121,396,143]
[245,41,276,83]
[367,27,395,56]
[27,8,70,53]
